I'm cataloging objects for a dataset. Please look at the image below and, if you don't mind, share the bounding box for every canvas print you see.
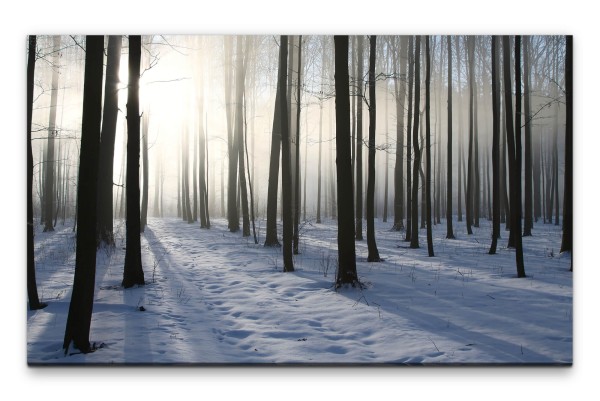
[26,35,572,365]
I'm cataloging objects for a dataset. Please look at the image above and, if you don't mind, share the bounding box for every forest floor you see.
[27,215,572,365]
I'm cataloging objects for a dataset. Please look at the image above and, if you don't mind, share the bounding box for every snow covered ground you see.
[27,216,571,365]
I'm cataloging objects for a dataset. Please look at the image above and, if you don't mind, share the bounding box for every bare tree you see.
[410,36,421,249]
[560,35,572,269]
[425,36,434,257]
[446,36,455,239]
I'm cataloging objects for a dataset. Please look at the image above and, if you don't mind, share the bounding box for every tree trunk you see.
[456,37,463,222]
[410,36,421,249]
[523,35,533,236]
[293,36,303,254]
[63,35,104,354]
[140,112,149,231]
[446,36,455,239]
[366,35,381,262]
[44,35,60,233]
[503,35,525,277]
[560,35,572,266]
[405,36,414,242]
[27,35,47,311]
[279,36,294,272]
[334,35,359,287]
[425,36,434,257]
[465,36,475,235]
[355,35,364,239]
[393,36,408,231]
[225,37,239,232]
[489,36,501,254]
[264,37,284,247]
[122,35,146,288]
[235,36,250,237]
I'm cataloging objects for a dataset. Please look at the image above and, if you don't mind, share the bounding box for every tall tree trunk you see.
[44,35,60,232]
[560,35,572,267]
[198,76,209,227]
[489,36,501,254]
[405,36,414,242]
[264,37,284,246]
[456,37,463,222]
[523,36,533,236]
[393,36,408,231]
[224,37,239,232]
[465,36,475,235]
[235,36,250,237]
[446,35,455,239]
[293,36,303,254]
[183,127,193,223]
[503,35,525,277]
[334,35,359,287]
[355,35,364,239]
[279,36,294,272]
[410,36,421,249]
[366,35,381,262]
[425,36,434,257]
[122,35,146,288]
[27,35,47,311]
[63,35,104,354]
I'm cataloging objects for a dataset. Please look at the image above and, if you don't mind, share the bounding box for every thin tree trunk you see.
[523,35,533,236]
[425,36,434,257]
[44,35,60,232]
[405,36,414,242]
[503,35,525,277]
[456,37,463,222]
[366,35,381,262]
[489,36,500,254]
[446,36,455,239]
[293,36,303,254]
[355,35,364,239]
[410,36,421,249]
[279,36,294,272]
[235,36,250,237]
[140,113,149,231]
[393,36,407,231]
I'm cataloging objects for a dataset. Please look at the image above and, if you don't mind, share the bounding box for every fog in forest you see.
[30,34,566,233]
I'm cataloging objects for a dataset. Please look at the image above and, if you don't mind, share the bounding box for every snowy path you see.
[27,217,572,365]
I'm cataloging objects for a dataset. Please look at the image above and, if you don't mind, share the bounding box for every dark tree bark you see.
[355,35,364,239]
[334,35,359,287]
[366,35,381,262]
[234,36,250,237]
[122,35,146,288]
[456,37,463,222]
[503,35,525,278]
[140,112,149,231]
[425,36,434,257]
[293,36,303,254]
[225,37,239,232]
[264,37,284,247]
[489,36,501,254]
[27,35,47,311]
[405,36,414,242]
[561,35,572,266]
[97,36,123,246]
[446,36,455,239]
[44,35,60,232]
[523,36,533,236]
[279,36,294,273]
[465,36,475,235]
[63,35,104,354]
[392,36,408,231]
[409,36,421,249]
